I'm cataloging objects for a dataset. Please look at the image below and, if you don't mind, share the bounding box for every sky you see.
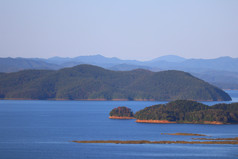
[0,0,238,61]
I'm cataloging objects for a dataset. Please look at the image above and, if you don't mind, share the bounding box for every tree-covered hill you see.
[135,100,238,124]
[0,64,231,101]
[109,107,134,117]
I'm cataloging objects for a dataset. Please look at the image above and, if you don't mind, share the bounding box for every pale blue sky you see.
[0,0,237,60]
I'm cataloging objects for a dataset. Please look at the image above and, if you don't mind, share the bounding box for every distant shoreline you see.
[0,98,156,101]
[0,98,230,102]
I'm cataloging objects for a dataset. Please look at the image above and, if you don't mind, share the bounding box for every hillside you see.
[135,100,238,124]
[0,64,231,101]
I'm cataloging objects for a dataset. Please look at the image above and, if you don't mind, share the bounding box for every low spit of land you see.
[192,137,238,141]
[72,139,238,145]
[73,134,238,145]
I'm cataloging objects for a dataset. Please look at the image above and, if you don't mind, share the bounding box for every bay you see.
[0,90,237,159]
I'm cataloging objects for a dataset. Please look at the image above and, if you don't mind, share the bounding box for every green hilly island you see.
[109,107,134,119]
[0,64,231,101]
[134,100,238,124]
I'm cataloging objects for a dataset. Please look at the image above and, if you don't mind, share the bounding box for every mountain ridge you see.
[1,55,238,89]
[0,64,231,101]
[1,55,238,72]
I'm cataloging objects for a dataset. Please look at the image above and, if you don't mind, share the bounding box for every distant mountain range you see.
[0,64,231,101]
[1,55,238,89]
[0,57,59,72]
[1,54,238,73]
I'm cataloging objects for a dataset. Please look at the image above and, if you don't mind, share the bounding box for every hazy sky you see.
[0,0,237,60]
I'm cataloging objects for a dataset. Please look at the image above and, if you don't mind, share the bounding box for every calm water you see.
[0,90,238,159]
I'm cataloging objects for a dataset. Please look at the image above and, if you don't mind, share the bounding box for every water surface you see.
[0,90,237,159]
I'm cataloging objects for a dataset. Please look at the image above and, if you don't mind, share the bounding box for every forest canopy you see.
[109,107,134,117]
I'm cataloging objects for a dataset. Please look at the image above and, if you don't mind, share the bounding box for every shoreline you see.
[203,121,224,125]
[136,119,225,125]
[136,120,176,124]
[0,98,231,102]
[0,98,155,101]
[109,116,135,119]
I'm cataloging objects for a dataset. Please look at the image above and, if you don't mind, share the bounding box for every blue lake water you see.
[0,90,238,159]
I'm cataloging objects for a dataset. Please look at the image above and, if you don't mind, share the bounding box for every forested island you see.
[109,100,238,124]
[109,107,135,119]
[0,64,231,101]
[135,100,238,124]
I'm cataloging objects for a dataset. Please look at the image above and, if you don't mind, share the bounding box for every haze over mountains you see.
[1,55,238,89]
